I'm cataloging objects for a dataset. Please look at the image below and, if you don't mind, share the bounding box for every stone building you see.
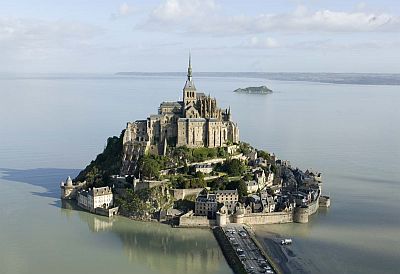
[215,189,238,213]
[121,55,240,174]
[194,163,213,174]
[245,180,259,194]
[245,168,275,194]
[194,193,218,218]
[77,186,114,212]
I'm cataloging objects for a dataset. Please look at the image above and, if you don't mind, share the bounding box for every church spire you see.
[187,51,192,81]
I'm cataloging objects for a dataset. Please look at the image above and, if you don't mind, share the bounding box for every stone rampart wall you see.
[319,196,331,207]
[171,188,204,200]
[308,196,319,215]
[95,207,119,217]
[242,211,293,225]
[134,180,167,192]
[179,212,216,227]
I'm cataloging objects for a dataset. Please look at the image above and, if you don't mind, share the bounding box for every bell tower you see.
[183,52,196,108]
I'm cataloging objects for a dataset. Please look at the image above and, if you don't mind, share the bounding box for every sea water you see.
[0,74,399,274]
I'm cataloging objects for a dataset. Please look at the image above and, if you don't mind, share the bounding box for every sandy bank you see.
[253,228,319,274]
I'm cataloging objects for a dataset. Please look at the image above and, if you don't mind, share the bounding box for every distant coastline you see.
[115,71,400,86]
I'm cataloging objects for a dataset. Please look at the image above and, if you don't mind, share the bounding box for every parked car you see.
[281,238,292,245]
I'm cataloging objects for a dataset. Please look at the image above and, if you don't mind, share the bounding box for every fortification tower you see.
[216,206,228,226]
[293,206,309,223]
[233,204,245,224]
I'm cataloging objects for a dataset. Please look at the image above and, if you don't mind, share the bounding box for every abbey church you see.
[122,56,240,173]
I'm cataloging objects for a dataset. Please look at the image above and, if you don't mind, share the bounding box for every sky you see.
[0,0,399,73]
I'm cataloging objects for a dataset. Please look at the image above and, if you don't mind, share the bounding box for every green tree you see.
[75,131,124,186]
[172,146,193,164]
[195,171,204,178]
[237,179,248,199]
[183,180,190,189]
[141,156,160,179]
[225,179,248,199]
[243,173,253,181]
[238,142,252,155]
[171,175,186,188]
[217,147,227,157]
[190,177,206,188]
[207,148,217,158]
[257,150,270,161]
[208,175,228,190]
[224,159,245,176]
[182,163,189,174]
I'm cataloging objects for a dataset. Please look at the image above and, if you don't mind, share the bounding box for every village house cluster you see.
[180,147,327,228]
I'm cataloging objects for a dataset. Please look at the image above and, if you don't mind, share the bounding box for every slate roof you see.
[184,79,196,90]
[160,101,182,107]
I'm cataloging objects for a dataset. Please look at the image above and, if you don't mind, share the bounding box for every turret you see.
[216,205,228,226]
[66,176,73,187]
[233,203,245,224]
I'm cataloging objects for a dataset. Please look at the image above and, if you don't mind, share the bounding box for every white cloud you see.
[151,0,217,22]
[245,36,280,49]
[1,18,100,41]
[139,2,400,34]
[0,17,102,61]
[288,10,398,32]
[290,39,400,51]
[110,3,136,20]
[119,3,135,16]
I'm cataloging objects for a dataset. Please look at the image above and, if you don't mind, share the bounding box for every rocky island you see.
[60,56,330,274]
[233,85,272,94]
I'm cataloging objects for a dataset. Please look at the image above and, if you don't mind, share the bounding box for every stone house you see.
[215,189,238,213]
[194,163,213,174]
[245,180,259,194]
[77,186,114,212]
[194,193,218,218]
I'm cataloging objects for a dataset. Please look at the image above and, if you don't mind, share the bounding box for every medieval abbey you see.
[121,56,240,174]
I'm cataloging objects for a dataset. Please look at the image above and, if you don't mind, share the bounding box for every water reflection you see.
[0,167,230,274]
[61,200,229,274]
[113,221,225,274]
[65,202,115,232]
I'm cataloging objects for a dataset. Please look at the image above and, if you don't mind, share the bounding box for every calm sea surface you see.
[0,74,399,274]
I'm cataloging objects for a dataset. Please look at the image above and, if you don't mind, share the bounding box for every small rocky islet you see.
[233,85,273,94]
